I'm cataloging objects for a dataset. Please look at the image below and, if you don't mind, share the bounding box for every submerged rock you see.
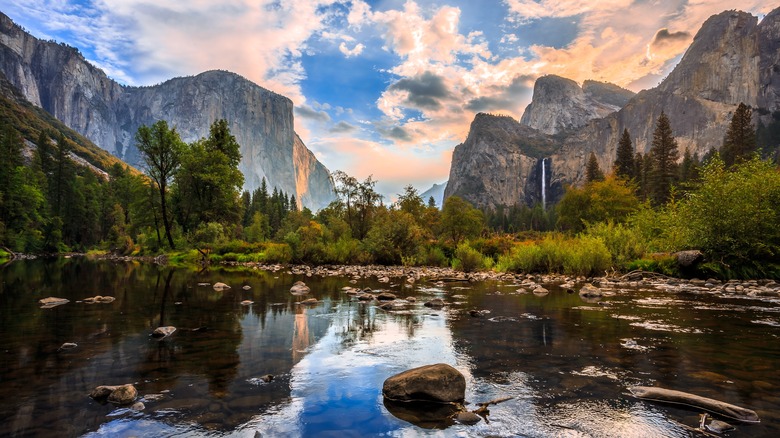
[83,295,115,303]
[58,342,78,351]
[213,282,231,291]
[152,326,177,338]
[300,298,318,305]
[383,363,466,403]
[240,300,254,306]
[39,297,69,308]
[424,298,445,308]
[456,411,482,425]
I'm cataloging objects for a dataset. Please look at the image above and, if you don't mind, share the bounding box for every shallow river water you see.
[1,258,779,437]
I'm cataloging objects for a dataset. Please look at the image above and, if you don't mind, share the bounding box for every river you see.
[1,258,778,437]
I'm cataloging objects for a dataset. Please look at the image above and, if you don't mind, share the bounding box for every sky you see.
[3,0,776,198]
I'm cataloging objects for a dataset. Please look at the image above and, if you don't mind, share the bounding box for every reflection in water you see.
[0,259,779,437]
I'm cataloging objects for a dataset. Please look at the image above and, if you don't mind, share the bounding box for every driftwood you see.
[629,386,759,423]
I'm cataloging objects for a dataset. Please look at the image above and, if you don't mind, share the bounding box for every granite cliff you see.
[446,8,779,210]
[520,75,634,135]
[0,12,335,210]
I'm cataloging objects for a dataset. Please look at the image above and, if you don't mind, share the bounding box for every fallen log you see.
[629,386,759,423]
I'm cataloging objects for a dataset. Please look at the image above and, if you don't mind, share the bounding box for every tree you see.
[135,120,184,249]
[649,111,679,205]
[173,119,244,234]
[396,185,425,221]
[585,152,605,183]
[440,196,483,246]
[427,196,436,208]
[332,170,381,240]
[614,128,635,179]
[557,176,639,232]
[721,103,756,167]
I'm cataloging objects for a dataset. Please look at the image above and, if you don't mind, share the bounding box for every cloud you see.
[338,41,365,57]
[329,121,357,133]
[387,71,452,110]
[376,125,414,142]
[295,104,331,122]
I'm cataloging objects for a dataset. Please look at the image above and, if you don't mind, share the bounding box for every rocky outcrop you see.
[444,113,562,209]
[446,8,780,208]
[420,182,446,208]
[520,75,634,135]
[0,12,335,210]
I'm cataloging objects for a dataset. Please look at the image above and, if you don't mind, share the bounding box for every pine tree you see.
[649,111,679,205]
[585,152,605,183]
[614,128,635,179]
[427,196,436,208]
[721,103,756,167]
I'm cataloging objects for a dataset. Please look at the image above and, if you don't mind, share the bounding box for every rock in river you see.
[383,363,466,403]
[290,281,311,295]
[578,284,602,298]
[423,298,445,308]
[376,292,397,301]
[90,384,137,405]
[39,297,69,308]
[152,326,176,338]
[213,282,231,291]
[456,411,482,425]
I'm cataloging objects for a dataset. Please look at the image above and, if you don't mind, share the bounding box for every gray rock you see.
[675,250,704,267]
[58,342,78,351]
[383,363,466,403]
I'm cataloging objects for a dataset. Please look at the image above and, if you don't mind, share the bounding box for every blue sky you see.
[2,0,775,198]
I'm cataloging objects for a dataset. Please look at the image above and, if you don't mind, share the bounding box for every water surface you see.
[1,258,778,437]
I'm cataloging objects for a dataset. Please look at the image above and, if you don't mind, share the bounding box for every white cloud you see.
[339,41,365,57]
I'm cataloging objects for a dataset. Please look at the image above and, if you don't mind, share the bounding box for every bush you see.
[324,236,364,264]
[584,221,648,270]
[414,245,449,267]
[496,234,612,276]
[452,243,486,272]
[262,243,293,264]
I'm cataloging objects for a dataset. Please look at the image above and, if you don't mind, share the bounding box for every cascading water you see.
[541,158,546,209]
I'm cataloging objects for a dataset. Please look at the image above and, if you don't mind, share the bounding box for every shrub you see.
[496,234,611,276]
[415,245,449,267]
[584,221,648,270]
[452,243,485,272]
[262,243,293,264]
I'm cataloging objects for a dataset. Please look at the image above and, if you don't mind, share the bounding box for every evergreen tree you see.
[585,152,605,183]
[721,103,756,167]
[648,111,680,205]
[427,196,436,208]
[614,128,635,179]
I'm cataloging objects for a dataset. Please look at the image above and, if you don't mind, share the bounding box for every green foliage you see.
[721,103,756,167]
[135,120,185,248]
[557,176,639,232]
[614,128,635,179]
[364,209,423,265]
[583,221,648,270]
[585,151,605,183]
[440,196,484,245]
[413,245,449,267]
[261,243,293,264]
[497,234,611,276]
[648,111,680,205]
[625,254,679,277]
[451,242,487,272]
[669,155,780,277]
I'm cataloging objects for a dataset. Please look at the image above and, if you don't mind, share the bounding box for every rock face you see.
[420,182,447,208]
[382,363,466,403]
[445,8,780,208]
[444,114,562,209]
[520,75,634,135]
[0,13,335,210]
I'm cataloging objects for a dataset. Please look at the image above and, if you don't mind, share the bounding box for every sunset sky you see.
[3,0,775,197]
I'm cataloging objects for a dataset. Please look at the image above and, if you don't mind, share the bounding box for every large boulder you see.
[90,384,137,405]
[675,250,704,267]
[382,363,466,403]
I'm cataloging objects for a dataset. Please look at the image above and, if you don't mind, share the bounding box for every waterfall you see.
[541,158,546,210]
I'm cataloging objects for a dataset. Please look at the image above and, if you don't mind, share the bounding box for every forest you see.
[1,103,779,279]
